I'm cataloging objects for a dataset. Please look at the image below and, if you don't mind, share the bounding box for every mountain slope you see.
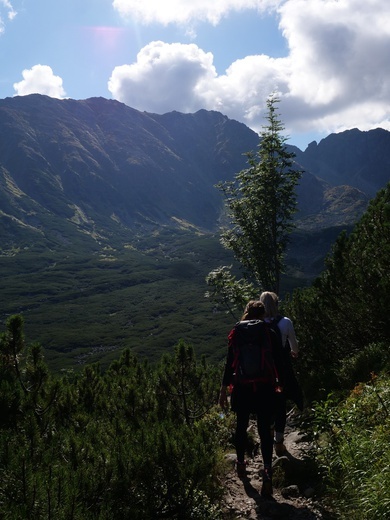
[0,95,381,255]
[0,95,259,252]
[296,127,390,197]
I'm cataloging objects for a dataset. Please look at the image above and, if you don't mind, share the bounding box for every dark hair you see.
[241,300,265,321]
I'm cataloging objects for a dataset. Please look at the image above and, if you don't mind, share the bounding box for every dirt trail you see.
[221,417,334,519]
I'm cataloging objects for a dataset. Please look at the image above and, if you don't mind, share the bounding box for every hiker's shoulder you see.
[276,315,294,327]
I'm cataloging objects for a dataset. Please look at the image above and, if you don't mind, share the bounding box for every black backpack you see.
[230,319,279,386]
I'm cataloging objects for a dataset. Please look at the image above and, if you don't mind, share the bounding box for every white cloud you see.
[13,65,66,98]
[112,0,278,25]
[1,0,16,19]
[280,0,390,103]
[203,54,291,121]
[108,41,290,126]
[279,0,390,133]
[108,41,216,113]
[0,0,16,33]
[109,0,390,143]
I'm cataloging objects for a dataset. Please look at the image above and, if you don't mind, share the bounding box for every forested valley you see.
[1,183,389,519]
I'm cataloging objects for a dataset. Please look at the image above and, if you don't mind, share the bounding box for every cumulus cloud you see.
[112,0,278,25]
[112,0,390,141]
[13,65,66,98]
[109,41,217,113]
[279,0,390,132]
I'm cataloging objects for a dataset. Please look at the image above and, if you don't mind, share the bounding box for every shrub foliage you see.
[0,315,227,519]
[285,183,390,400]
[283,183,390,518]
[311,374,390,519]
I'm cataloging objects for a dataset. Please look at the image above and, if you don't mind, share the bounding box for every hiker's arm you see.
[220,351,234,406]
[221,363,233,387]
[219,331,235,408]
[287,319,299,358]
[219,385,228,409]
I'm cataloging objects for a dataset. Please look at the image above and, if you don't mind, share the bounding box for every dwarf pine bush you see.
[0,317,225,519]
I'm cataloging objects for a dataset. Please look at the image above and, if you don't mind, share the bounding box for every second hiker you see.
[259,291,303,457]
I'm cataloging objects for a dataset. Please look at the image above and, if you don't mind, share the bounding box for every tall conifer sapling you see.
[216,96,302,295]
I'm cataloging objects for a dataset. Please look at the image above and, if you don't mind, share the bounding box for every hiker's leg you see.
[274,392,287,442]
[235,408,250,462]
[257,417,273,466]
[256,386,275,467]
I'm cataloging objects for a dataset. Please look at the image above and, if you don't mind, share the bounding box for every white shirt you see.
[265,316,299,355]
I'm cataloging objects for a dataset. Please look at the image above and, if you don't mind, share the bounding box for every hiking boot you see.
[274,441,287,457]
[261,467,273,497]
[236,460,247,478]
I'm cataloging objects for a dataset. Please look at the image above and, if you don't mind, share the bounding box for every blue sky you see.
[1,0,390,151]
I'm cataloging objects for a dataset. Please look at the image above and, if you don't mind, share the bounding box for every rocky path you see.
[220,417,334,519]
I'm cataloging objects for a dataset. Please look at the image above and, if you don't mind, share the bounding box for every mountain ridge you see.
[298,127,390,197]
[0,94,387,256]
[0,95,260,250]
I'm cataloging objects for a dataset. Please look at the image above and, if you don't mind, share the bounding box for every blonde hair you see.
[259,291,279,318]
[241,300,265,321]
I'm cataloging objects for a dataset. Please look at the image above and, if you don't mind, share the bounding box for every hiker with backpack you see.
[259,291,303,456]
[219,300,285,496]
